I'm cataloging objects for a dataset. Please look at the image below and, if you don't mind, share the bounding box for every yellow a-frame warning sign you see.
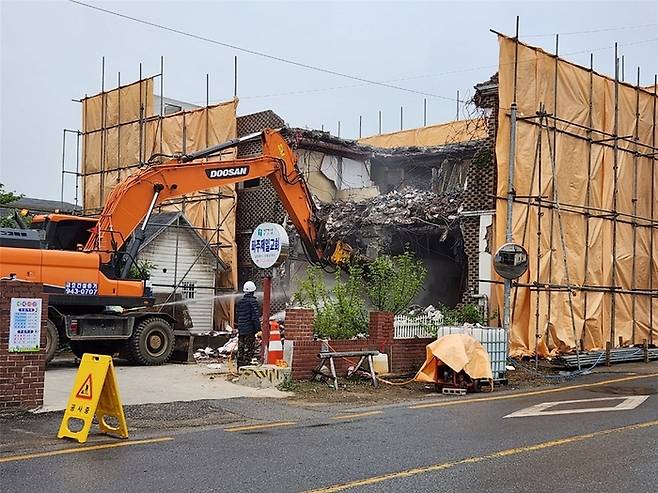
[57,354,128,443]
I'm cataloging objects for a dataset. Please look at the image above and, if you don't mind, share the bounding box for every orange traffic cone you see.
[267,321,284,364]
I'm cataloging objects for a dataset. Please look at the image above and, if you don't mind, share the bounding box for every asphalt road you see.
[2,371,658,493]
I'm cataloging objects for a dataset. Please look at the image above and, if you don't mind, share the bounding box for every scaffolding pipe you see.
[60,129,66,208]
[582,53,594,351]
[75,130,80,208]
[100,56,106,205]
[503,102,517,334]
[117,71,122,173]
[160,56,164,156]
[423,98,427,126]
[631,66,640,344]
[138,63,144,167]
[503,16,520,336]
[611,46,620,347]
[649,74,658,344]
[545,34,559,348]
[534,103,544,369]
[234,55,238,98]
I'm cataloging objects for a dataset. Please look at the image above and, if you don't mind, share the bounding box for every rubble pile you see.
[319,187,461,238]
[193,336,238,360]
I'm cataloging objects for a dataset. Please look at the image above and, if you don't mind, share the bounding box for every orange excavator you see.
[0,129,348,365]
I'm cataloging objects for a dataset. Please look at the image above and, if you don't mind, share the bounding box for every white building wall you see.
[478,213,493,299]
[140,228,217,333]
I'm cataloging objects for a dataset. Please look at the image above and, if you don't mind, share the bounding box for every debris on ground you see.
[317,186,461,240]
[193,336,238,360]
[396,305,445,327]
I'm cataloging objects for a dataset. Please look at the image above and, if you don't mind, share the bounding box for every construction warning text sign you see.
[58,354,128,443]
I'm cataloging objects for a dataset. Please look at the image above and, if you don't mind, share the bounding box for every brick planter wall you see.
[286,309,431,379]
[390,338,433,373]
[0,280,48,410]
[368,312,394,352]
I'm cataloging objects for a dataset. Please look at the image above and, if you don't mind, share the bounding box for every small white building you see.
[138,212,227,333]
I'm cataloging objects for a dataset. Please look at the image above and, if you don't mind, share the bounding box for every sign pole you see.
[261,275,272,361]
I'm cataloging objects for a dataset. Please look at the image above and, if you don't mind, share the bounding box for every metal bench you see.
[313,350,379,390]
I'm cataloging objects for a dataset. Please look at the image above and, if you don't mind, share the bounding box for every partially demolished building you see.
[235,114,495,313]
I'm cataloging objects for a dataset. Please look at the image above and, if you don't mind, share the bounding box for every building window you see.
[181,281,196,300]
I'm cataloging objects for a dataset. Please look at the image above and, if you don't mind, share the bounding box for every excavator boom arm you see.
[85,130,322,266]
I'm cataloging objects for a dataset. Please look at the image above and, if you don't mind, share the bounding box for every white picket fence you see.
[394,313,444,339]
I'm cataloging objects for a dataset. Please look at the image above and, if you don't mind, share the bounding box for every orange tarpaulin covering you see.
[415,334,493,382]
[495,35,658,357]
[358,119,487,148]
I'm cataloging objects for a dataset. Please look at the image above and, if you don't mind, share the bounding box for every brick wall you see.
[285,308,431,379]
[390,338,433,373]
[0,280,47,410]
[461,80,499,305]
[368,311,394,352]
[460,217,481,305]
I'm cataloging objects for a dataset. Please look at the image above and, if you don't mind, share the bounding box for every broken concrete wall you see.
[297,150,376,203]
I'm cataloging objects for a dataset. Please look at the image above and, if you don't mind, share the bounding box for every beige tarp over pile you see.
[358,119,487,148]
[81,80,239,324]
[415,334,493,382]
[495,35,658,356]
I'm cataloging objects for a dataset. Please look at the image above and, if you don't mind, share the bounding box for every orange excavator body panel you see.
[0,247,143,297]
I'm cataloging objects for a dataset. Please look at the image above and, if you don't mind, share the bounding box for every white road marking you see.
[504,395,650,418]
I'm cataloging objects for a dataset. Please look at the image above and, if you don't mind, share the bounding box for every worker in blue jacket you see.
[236,281,261,368]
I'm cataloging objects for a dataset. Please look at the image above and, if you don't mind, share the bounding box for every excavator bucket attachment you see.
[330,240,353,266]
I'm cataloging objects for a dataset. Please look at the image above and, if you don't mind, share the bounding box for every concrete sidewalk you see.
[42,361,288,412]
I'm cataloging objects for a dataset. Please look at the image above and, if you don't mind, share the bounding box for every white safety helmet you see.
[243,281,257,293]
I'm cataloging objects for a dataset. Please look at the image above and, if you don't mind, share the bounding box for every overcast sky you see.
[2,0,658,202]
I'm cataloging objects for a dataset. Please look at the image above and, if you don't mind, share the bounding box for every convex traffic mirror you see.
[494,243,529,280]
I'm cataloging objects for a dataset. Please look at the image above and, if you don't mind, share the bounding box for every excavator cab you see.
[31,214,98,251]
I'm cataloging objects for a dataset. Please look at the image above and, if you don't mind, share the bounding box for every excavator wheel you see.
[126,317,175,366]
[45,320,59,364]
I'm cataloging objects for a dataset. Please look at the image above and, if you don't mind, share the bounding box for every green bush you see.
[440,303,486,326]
[127,260,156,280]
[365,251,427,314]
[294,265,368,339]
